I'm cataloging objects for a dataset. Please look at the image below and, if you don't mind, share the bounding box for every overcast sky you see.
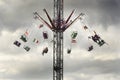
[0,0,120,80]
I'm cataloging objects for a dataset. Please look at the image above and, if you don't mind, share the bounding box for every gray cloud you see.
[1,0,120,31]
[0,53,53,80]
[96,0,120,26]
[64,0,120,28]
[0,0,53,31]
[65,59,120,75]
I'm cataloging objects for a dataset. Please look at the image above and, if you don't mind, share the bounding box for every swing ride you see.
[13,0,108,80]
[13,13,107,53]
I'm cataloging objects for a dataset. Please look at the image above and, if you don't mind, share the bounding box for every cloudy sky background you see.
[0,0,120,80]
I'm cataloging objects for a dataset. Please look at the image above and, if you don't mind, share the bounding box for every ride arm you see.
[65,9,75,24]
[43,9,56,29]
[33,12,53,30]
[64,14,81,31]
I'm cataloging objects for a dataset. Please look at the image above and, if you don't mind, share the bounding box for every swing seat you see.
[67,49,71,54]
[71,31,78,39]
[71,39,76,43]
[88,46,93,51]
[13,41,21,47]
[98,40,105,46]
[20,35,28,42]
[24,46,30,51]
[83,26,88,30]
[43,47,48,53]
[43,32,48,39]
[42,47,48,55]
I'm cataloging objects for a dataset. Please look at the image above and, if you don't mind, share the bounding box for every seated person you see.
[20,34,28,42]
[88,45,93,51]
[42,47,48,55]
[98,40,105,46]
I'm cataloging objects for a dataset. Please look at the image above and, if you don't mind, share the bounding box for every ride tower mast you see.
[53,0,64,80]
